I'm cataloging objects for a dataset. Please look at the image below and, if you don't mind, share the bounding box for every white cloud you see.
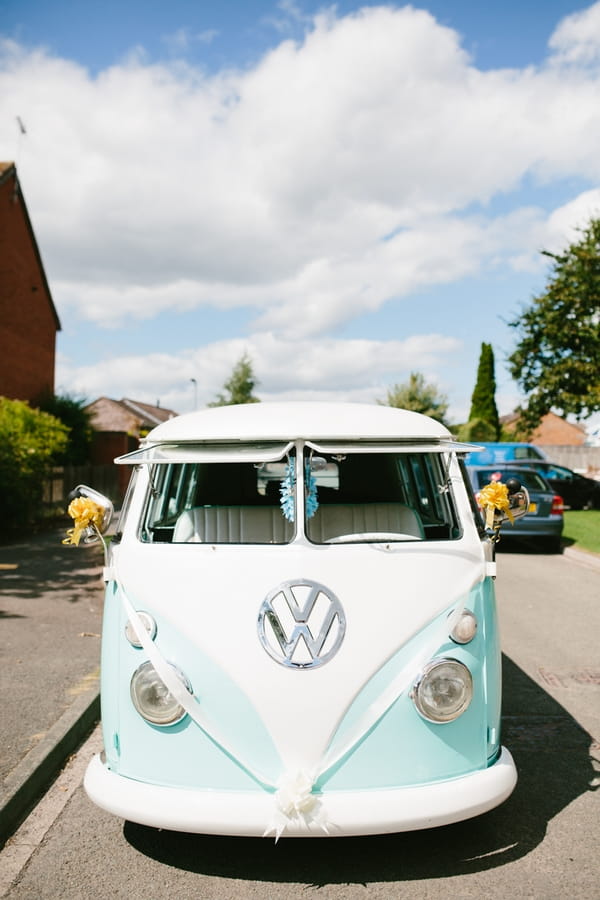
[502,189,600,270]
[162,27,219,55]
[2,5,600,339]
[545,188,600,248]
[263,0,313,34]
[4,6,600,422]
[56,331,462,415]
[548,1,600,65]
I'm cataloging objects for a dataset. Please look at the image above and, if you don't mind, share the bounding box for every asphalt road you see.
[1,549,599,899]
[0,529,103,785]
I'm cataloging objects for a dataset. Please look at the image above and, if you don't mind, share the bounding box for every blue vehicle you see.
[466,443,547,467]
[467,464,564,553]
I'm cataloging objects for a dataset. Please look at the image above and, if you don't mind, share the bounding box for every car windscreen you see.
[140,453,296,544]
[304,450,461,543]
[474,468,550,493]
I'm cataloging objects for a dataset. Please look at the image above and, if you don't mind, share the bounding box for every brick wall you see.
[90,431,139,499]
[0,167,59,403]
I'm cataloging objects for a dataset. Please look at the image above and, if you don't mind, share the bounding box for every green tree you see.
[379,372,450,426]
[37,393,92,464]
[0,397,69,532]
[455,417,498,442]
[508,217,600,429]
[208,353,261,407]
[467,342,500,439]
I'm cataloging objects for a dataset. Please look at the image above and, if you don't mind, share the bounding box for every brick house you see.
[85,397,178,496]
[0,162,60,402]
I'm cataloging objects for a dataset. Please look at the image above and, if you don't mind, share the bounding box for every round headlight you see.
[412,658,473,723]
[130,660,191,726]
[125,611,157,648]
[450,609,478,644]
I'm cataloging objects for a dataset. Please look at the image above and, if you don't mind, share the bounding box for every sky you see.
[1,0,600,428]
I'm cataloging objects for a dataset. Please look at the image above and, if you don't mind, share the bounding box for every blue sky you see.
[1,1,600,426]
[2,1,586,71]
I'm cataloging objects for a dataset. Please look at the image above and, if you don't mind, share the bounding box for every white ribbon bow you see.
[264,770,334,841]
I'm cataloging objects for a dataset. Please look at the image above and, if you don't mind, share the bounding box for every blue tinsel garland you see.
[279,464,296,522]
[279,462,319,521]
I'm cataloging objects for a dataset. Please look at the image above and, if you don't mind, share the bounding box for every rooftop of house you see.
[85,397,178,435]
[501,411,587,445]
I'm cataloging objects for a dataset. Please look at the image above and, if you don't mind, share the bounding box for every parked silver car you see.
[467,464,564,553]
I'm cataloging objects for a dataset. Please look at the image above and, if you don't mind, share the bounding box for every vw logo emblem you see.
[257,579,346,669]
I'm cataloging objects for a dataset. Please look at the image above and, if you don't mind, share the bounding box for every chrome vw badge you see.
[257,579,346,669]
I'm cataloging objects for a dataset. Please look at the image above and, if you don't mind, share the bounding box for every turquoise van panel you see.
[100,581,122,771]
[107,585,282,791]
[480,576,502,760]
[103,578,502,794]
[316,579,501,790]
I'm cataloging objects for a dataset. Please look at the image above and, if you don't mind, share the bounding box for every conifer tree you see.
[468,343,500,439]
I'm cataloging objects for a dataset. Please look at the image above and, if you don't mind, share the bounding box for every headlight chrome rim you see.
[412,657,473,724]
[130,660,191,727]
[450,609,478,644]
[125,611,157,648]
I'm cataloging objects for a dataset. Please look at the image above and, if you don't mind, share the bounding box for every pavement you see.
[0,525,105,847]
[0,524,599,849]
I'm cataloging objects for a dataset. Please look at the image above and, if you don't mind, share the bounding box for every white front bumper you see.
[84,748,517,837]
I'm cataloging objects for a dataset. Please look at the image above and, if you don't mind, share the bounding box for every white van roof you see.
[144,401,451,444]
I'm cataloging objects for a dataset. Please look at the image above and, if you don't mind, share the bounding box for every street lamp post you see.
[190,378,197,411]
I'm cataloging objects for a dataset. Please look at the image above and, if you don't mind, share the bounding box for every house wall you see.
[90,431,139,499]
[0,168,59,403]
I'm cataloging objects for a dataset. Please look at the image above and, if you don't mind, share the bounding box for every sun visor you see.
[115,441,294,465]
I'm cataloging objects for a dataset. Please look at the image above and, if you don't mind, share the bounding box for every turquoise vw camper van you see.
[67,402,527,838]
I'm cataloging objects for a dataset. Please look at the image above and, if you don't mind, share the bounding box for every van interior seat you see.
[173,505,293,543]
[307,502,424,542]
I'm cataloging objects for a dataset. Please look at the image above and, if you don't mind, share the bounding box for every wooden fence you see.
[44,465,123,509]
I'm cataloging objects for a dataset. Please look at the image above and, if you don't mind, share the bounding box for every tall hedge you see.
[0,398,69,533]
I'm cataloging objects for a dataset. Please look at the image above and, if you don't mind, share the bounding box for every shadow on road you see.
[0,528,103,604]
[493,538,563,556]
[124,655,598,884]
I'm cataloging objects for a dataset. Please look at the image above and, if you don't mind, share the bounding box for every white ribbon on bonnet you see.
[115,573,470,840]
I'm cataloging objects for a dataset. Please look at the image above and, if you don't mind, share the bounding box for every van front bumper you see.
[84,747,517,837]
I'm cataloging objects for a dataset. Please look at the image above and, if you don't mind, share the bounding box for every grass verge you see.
[562,510,600,555]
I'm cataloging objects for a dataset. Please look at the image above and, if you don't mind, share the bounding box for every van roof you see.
[144,401,452,444]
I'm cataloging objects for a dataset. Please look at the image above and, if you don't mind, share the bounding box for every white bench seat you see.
[307,502,424,542]
[173,506,292,543]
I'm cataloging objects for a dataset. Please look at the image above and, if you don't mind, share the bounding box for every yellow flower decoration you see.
[478,481,514,530]
[63,496,105,546]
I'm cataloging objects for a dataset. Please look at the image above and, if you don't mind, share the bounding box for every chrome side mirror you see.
[505,480,530,522]
[65,484,114,545]
[479,477,530,532]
